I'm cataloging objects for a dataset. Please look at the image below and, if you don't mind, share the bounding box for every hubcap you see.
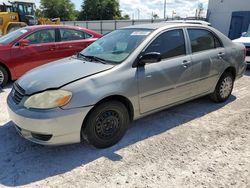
[0,70,4,85]
[220,76,233,99]
[95,110,121,140]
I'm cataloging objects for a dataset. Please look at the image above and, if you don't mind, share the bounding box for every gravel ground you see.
[0,70,250,188]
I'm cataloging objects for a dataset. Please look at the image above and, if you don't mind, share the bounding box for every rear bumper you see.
[7,94,93,146]
[236,61,247,80]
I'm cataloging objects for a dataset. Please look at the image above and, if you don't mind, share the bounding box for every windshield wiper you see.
[78,53,108,64]
[88,56,108,64]
[76,53,89,60]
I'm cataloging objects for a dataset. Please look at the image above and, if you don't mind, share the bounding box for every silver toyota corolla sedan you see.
[7,23,247,148]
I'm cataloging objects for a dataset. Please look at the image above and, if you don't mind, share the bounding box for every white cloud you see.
[35,0,208,19]
[120,0,209,19]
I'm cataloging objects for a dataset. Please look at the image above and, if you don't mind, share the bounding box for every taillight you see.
[244,47,247,58]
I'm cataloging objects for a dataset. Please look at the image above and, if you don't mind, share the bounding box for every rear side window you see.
[59,28,92,41]
[144,29,186,59]
[187,29,222,53]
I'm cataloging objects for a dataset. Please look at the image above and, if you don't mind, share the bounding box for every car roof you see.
[26,25,84,30]
[24,25,102,35]
[122,22,211,30]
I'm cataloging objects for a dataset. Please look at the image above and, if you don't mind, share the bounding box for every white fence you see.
[62,19,166,34]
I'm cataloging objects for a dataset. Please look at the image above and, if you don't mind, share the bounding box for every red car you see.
[0,25,102,86]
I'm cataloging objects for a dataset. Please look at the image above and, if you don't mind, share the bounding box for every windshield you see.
[80,29,153,64]
[0,28,30,44]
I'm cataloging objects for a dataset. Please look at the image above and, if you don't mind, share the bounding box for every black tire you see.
[0,66,9,87]
[210,72,234,103]
[82,100,129,148]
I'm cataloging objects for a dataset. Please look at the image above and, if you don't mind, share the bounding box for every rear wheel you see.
[0,66,9,87]
[210,72,234,103]
[82,101,129,148]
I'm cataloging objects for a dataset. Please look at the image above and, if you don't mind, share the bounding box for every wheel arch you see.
[0,62,12,81]
[81,95,134,135]
[223,66,236,80]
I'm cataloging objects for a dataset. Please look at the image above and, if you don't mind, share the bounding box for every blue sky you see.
[71,0,81,10]
[36,0,209,19]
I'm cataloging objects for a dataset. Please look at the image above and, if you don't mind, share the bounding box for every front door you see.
[11,29,57,77]
[138,29,193,114]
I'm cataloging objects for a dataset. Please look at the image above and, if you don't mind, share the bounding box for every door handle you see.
[68,45,73,48]
[218,52,225,59]
[182,60,192,68]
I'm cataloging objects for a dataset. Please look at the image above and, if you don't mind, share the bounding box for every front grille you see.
[12,83,25,104]
[246,46,250,56]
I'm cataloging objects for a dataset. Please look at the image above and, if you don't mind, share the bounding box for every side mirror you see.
[241,32,247,37]
[19,39,29,47]
[138,52,162,66]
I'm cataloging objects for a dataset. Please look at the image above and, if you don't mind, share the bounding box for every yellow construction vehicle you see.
[0,0,60,36]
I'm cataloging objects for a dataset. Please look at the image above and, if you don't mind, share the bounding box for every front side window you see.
[80,29,153,64]
[144,29,186,59]
[187,29,221,53]
[60,29,91,41]
[25,29,55,44]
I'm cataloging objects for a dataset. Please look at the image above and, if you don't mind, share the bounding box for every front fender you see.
[61,67,139,111]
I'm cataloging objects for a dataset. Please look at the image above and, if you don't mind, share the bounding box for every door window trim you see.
[14,28,57,46]
[139,27,188,61]
[185,27,224,55]
[58,28,93,42]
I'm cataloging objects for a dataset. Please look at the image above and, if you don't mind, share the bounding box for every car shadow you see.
[0,95,236,186]
[0,82,14,93]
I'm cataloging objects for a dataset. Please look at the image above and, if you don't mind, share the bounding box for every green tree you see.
[79,0,122,20]
[40,0,76,21]
[122,14,130,20]
[35,8,43,17]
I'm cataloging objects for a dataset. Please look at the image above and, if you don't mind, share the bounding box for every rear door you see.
[56,28,94,57]
[186,28,225,95]
[11,29,57,77]
[137,29,194,114]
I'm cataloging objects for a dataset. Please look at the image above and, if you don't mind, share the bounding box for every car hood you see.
[17,57,115,95]
[232,37,250,46]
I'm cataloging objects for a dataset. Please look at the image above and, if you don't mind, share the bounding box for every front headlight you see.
[24,90,72,109]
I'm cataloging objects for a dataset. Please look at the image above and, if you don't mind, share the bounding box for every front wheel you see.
[82,101,129,148]
[0,66,9,87]
[210,72,234,103]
